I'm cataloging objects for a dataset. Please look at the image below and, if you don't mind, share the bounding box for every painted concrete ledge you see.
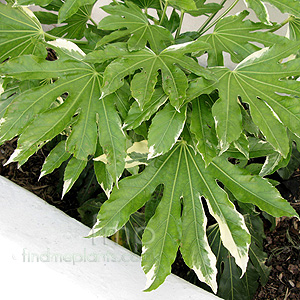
[0,176,221,300]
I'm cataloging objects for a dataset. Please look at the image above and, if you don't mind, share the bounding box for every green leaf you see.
[124,88,168,130]
[120,0,161,9]
[110,83,133,120]
[16,0,52,6]
[98,1,173,53]
[289,16,300,41]
[249,243,270,286]
[186,0,222,17]
[63,156,87,197]
[0,40,125,182]
[58,0,96,23]
[244,214,271,286]
[97,96,127,182]
[243,0,270,24]
[247,0,300,25]
[208,215,269,300]
[116,211,145,255]
[40,140,71,178]
[168,0,197,11]
[91,142,256,291]
[101,40,213,109]
[190,94,218,165]
[0,3,46,62]
[94,143,113,198]
[208,156,298,218]
[148,103,186,158]
[278,142,300,180]
[199,10,285,66]
[211,42,300,155]
[265,0,300,18]
[233,133,250,160]
[78,197,103,228]
[36,4,94,40]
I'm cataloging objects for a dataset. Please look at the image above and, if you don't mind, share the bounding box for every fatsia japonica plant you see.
[0,0,300,296]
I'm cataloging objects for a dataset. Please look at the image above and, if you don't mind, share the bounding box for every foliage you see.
[0,0,299,296]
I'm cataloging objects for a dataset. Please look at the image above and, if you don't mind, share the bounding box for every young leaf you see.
[97,96,127,183]
[190,94,218,165]
[211,42,300,155]
[101,40,214,109]
[108,83,133,120]
[58,0,96,23]
[0,3,46,62]
[233,133,250,160]
[148,103,187,158]
[124,88,168,130]
[98,1,173,53]
[199,10,285,66]
[40,140,71,178]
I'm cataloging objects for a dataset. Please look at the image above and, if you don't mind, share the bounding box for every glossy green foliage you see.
[0,0,299,295]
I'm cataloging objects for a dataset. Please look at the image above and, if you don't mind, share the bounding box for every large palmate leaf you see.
[97,1,173,53]
[93,40,213,109]
[211,41,300,155]
[58,0,97,23]
[0,3,46,62]
[34,2,94,40]
[199,10,284,66]
[90,141,297,291]
[0,39,126,183]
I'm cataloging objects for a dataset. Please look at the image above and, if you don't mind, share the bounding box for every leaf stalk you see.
[175,10,185,39]
[159,0,168,25]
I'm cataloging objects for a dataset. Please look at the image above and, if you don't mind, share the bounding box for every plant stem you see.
[175,10,185,39]
[44,32,88,45]
[197,0,228,34]
[268,15,293,33]
[146,13,159,24]
[159,0,164,11]
[89,17,98,27]
[159,0,168,25]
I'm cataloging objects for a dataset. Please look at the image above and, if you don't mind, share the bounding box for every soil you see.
[1,139,300,300]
